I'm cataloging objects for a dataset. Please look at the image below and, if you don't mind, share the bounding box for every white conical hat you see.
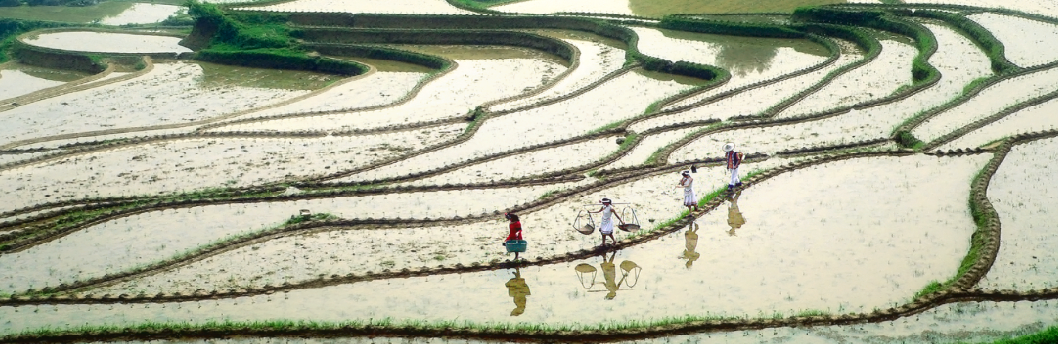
[723,143,735,152]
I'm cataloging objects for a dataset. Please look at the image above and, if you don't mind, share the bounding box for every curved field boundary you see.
[314,131,626,186]
[0,150,1026,343]
[1,150,909,304]
[751,28,881,119]
[487,63,639,116]
[0,62,117,110]
[899,9,1019,73]
[893,60,1058,146]
[476,36,581,110]
[8,288,1058,343]
[15,28,192,61]
[923,87,1058,151]
[196,49,456,132]
[0,59,154,116]
[0,63,385,151]
[647,32,841,116]
[656,67,940,166]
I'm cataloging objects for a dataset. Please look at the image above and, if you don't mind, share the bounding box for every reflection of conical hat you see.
[723,143,735,152]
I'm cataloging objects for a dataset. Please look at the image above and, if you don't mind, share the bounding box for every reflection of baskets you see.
[505,240,527,253]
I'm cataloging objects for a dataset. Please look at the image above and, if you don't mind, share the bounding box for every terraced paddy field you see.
[3,1,1058,343]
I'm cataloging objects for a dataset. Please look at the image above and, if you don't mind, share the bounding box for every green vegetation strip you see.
[793,7,939,84]
[186,1,367,75]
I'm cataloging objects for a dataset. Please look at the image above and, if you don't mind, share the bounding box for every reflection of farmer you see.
[677,171,699,213]
[727,190,745,236]
[600,251,619,300]
[589,198,624,246]
[505,268,530,316]
[724,142,744,193]
[681,222,700,268]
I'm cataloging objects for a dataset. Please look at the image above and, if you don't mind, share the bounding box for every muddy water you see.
[240,0,473,14]
[21,31,192,54]
[669,23,992,158]
[0,62,322,148]
[0,70,66,101]
[490,38,627,112]
[969,12,1058,67]
[913,66,1058,144]
[99,3,183,25]
[218,58,562,133]
[909,0,1058,17]
[0,155,986,333]
[215,72,428,123]
[402,136,620,186]
[336,57,436,73]
[0,183,572,292]
[0,126,463,214]
[632,48,863,132]
[941,97,1058,150]
[0,2,174,24]
[333,69,695,183]
[0,63,88,100]
[773,40,915,119]
[979,137,1058,290]
[633,27,828,87]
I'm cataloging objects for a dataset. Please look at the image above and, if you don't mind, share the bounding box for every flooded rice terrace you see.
[3,1,1058,343]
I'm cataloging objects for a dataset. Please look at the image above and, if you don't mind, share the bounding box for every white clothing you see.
[680,177,696,206]
[729,167,741,186]
[599,205,614,234]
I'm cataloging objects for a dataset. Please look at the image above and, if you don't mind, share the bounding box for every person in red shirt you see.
[503,213,523,260]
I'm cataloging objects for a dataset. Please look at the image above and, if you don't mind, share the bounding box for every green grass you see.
[4,313,766,340]
[587,120,624,135]
[963,325,1058,344]
[913,280,944,299]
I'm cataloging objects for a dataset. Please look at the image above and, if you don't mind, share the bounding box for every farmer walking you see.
[502,212,523,260]
[677,171,699,213]
[590,198,624,247]
[724,142,744,193]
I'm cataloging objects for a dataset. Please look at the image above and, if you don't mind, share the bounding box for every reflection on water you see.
[575,250,642,300]
[680,221,700,268]
[196,61,342,91]
[656,28,829,79]
[727,190,745,236]
[505,268,531,316]
[717,43,778,78]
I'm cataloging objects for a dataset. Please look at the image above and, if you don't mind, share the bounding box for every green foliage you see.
[896,130,924,149]
[795,309,829,317]
[969,325,1058,344]
[283,212,338,226]
[913,280,944,299]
